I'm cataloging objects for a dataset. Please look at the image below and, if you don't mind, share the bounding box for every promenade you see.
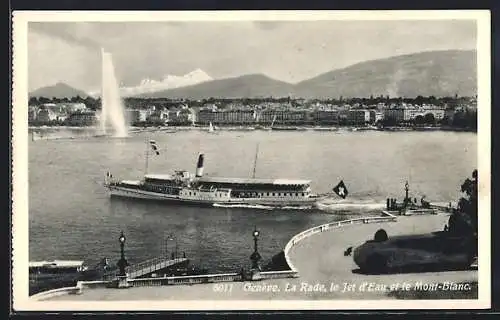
[42,212,477,302]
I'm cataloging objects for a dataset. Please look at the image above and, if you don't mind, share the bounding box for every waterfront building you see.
[338,110,350,124]
[212,109,256,125]
[147,110,168,124]
[420,105,445,120]
[65,111,97,126]
[37,108,60,123]
[313,110,339,125]
[125,109,141,124]
[444,108,456,125]
[348,110,371,125]
[383,105,445,123]
[197,108,216,125]
[259,109,308,125]
[28,106,39,123]
[139,110,150,122]
[58,102,87,113]
[383,107,405,122]
[168,108,196,125]
[369,110,384,123]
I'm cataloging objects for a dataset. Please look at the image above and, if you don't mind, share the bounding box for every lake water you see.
[28,129,477,272]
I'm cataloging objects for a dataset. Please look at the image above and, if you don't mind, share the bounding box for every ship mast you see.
[252,143,259,179]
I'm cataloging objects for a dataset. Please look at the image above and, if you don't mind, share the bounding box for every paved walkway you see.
[45,213,477,301]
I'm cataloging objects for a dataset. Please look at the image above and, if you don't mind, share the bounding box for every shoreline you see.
[28,125,477,133]
[34,212,477,302]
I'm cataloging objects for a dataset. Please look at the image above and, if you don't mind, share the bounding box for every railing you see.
[30,286,81,301]
[34,214,400,299]
[283,214,398,273]
[102,257,188,280]
[129,272,243,287]
[260,270,298,279]
[78,280,113,289]
[128,257,188,279]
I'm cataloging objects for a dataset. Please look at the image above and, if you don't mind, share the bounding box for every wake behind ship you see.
[104,151,321,208]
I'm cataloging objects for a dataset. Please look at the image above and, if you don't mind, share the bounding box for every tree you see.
[29,96,39,106]
[38,96,50,104]
[448,170,478,235]
[413,115,425,126]
[381,116,397,127]
[423,113,436,125]
[415,95,424,106]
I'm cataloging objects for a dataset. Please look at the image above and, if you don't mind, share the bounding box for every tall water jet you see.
[100,48,128,137]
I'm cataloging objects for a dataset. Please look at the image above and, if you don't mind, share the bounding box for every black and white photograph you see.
[12,10,490,310]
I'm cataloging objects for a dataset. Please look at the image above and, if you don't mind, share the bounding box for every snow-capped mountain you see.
[89,69,213,97]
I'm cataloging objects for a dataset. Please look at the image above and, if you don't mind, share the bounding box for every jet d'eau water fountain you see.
[99,48,128,138]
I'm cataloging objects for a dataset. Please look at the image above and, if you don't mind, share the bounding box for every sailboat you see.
[208,122,216,133]
[258,114,276,131]
[271,113,297,131]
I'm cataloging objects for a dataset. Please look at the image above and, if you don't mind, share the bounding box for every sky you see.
[28,19,477,92]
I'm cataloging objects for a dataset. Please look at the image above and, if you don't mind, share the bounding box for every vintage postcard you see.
[12,10,490,311]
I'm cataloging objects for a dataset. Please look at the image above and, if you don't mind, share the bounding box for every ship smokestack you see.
[195,154,204,177]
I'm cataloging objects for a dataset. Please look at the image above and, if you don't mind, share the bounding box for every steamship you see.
[104,147,321,208]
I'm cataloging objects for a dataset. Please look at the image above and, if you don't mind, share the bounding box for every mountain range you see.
[29,50,477,99]
[29,82,89,99]
[121,69,213,96]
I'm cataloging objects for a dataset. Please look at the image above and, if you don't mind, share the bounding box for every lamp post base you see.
[250,268,263,281]
[116,275,131,289]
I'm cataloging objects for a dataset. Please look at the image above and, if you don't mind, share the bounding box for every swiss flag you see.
[333,180,349,199]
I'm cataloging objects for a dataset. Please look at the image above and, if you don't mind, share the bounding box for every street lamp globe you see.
[119,232,126,244]
[253,230,260,238]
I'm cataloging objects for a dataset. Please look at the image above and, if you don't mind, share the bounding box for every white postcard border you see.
[12,10,491,311]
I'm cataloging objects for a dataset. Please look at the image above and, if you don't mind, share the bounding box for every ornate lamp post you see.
[250,226,262,271]
[404,180,410,207]
[117,231,129,276]
[165,234,178,260]
[116,231,130,288]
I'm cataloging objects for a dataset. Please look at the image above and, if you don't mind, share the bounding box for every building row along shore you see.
[28,98,477,127]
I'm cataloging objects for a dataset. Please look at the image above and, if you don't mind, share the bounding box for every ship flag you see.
[149,140,160,155]
[333,180,349,199]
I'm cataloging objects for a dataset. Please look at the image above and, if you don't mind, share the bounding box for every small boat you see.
[29,260,90,295]
[29,260,89,280]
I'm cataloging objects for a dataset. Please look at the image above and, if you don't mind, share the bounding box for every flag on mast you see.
[149,140,160,155]
[333,180,349,199]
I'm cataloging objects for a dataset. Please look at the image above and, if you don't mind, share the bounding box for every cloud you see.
[29,22,101,50]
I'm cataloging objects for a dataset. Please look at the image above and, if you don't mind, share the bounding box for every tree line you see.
[30,95,476,110]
